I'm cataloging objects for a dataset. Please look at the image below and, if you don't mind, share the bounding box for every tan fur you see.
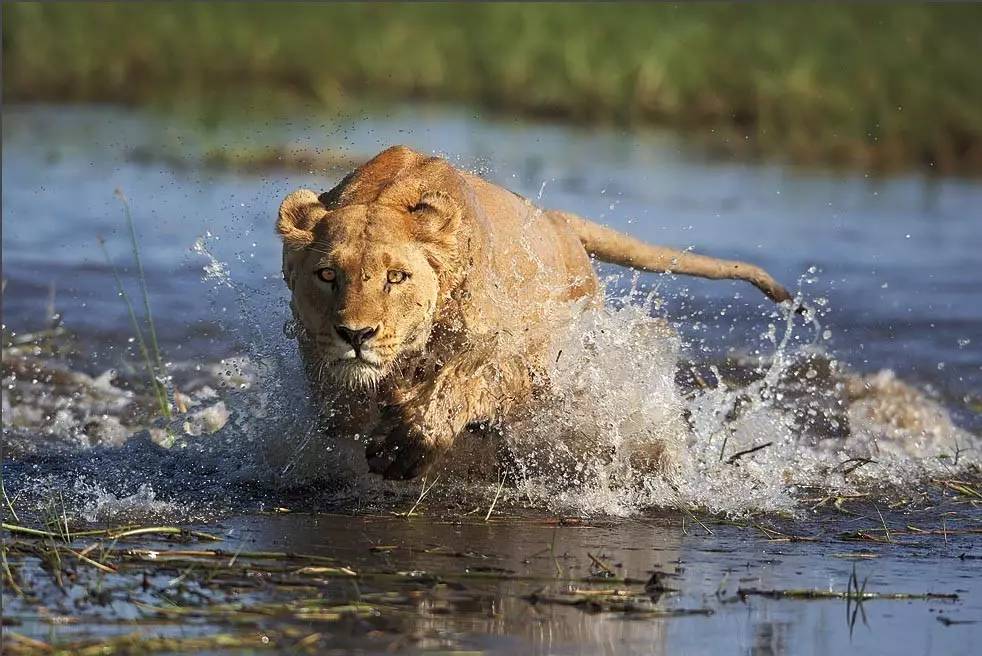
[277,146,792,479]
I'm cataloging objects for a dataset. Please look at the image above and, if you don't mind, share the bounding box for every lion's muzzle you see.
[335,324,378,351]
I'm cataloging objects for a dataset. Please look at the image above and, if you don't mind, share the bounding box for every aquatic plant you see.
[1,499,977,653]
[97,191,171,419]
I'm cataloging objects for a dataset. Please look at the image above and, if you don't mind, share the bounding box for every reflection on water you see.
[237,514,686,655]
[5,509,979,654]
[155,512,982,654]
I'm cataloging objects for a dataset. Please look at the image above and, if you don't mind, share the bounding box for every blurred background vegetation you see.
[4,2,982,172]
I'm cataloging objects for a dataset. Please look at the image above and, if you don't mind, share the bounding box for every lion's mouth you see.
[328,354,387,389]
[334,349,383,367]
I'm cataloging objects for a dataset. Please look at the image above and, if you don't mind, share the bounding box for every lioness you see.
[277,146,791,480]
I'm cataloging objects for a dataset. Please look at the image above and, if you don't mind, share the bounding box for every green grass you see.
[97,192,171,419]
[4,3,982,172]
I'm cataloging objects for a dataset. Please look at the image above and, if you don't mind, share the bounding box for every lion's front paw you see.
[365,418,448,481]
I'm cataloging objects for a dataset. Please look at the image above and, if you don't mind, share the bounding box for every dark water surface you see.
[4,511,981,655]
[225,511,981,656]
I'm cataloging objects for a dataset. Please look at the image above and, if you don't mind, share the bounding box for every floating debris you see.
[737,587,958,601]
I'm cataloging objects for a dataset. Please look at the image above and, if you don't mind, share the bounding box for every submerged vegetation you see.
[4,3,982,172]
[1,488,978,653]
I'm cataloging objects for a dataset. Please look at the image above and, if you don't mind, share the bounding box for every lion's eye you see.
[316,268,336,283]
[387,270,409,284]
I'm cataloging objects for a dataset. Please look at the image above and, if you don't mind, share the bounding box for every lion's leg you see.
[366,348,533,480]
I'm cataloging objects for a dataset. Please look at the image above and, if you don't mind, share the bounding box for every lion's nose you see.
[335,324,378,348]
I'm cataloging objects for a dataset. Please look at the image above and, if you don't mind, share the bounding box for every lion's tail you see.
[551,210,793,304]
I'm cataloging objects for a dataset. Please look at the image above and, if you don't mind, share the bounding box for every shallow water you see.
[2,103,981,651]
[4,510,981,655]
[186,510,982,656]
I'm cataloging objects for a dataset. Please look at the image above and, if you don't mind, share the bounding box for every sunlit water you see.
[2,104,980,522]
[3,103,981,656]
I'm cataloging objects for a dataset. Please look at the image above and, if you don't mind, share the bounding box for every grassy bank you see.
[4,3,982,172]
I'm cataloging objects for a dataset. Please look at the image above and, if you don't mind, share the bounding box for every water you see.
[4,512,980,655]
[3,104,980,399]
[2,103,981,653]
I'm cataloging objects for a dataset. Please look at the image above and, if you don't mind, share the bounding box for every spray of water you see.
[186,237,978,517]
[4,233,976,523]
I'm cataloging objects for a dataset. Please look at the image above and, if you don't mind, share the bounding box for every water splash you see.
[4,239,978,522]
[500,283,978,515]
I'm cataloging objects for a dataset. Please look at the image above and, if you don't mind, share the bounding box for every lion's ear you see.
[409,190,462,246]
[277,189,323,249]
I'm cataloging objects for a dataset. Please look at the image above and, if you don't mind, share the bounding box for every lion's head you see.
[276,146,466,389]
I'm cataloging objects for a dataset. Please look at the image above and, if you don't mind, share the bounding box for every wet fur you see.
[277,146,791,480]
